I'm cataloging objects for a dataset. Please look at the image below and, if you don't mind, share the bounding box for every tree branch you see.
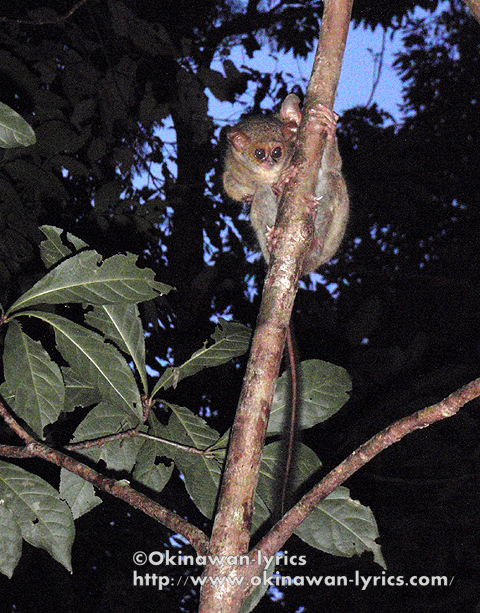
[463,0,480,24]
[201,378,480,602]
[246,376,480,575]
[200,1,353,612]
[0,401,209,557]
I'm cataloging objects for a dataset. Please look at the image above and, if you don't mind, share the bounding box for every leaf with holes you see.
[7,250,172,314]
[86,303,147,394]
[71,402,142,471]
[145,406,221,518]
[22,312,142,420]
[59,470,102,520]
[295,487,385,568]
[0,462,74,572]
[39,225,88,269]
[132,440,174,493]
[152,319,250,396]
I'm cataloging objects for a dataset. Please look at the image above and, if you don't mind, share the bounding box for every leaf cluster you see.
[0,225,384,580]
[0,2,479,609]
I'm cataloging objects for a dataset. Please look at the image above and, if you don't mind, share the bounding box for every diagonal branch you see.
[246,376,480,576]
[193,376,480,598]
[0,401,209,556]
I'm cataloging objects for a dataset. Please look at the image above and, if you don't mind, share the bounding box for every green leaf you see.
[0,504,22,578]
[33,119,85,156]
[0,461,74,572]
[132,440,174,493]
[239,556,275,613]
[250,492,272,536]
[0,382,15,406]
[94,181,124,213]
[59,469,102,520]
[6,159,68,203]
[3,321,65,436]
[7,250,172,314]
[295,487,385,568]
[62,367,101,412]
[257,441,384,566]
[50,154,90,179]
[71,402,142,471]
[21,312,142,420]
[0,102,36,148]
[180,455,223,520]
[152,319,251,396]
[146,407,221,518]
[267,360,352,435]
[257,442,322,513]
[85,303,147,394]
[209,427,230,454]
[39,225,88,269]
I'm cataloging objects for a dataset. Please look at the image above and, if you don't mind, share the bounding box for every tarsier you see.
[223,93,349,273]
[223,93,349,513]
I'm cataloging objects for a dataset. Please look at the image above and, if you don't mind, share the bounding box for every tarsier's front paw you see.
[272,165,298,198]
[310,103,338,141]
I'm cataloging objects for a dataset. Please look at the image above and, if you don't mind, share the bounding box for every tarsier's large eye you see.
[271,146,283,160]
[254,148,266,160]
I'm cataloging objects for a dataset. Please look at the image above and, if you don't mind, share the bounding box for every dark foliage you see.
[1,0,480,611]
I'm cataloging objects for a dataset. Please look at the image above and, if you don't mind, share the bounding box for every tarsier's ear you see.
[279,93,302,128]
[227,127,249,152]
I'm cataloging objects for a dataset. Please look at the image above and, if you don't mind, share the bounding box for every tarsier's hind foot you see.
[265,225,281,255]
